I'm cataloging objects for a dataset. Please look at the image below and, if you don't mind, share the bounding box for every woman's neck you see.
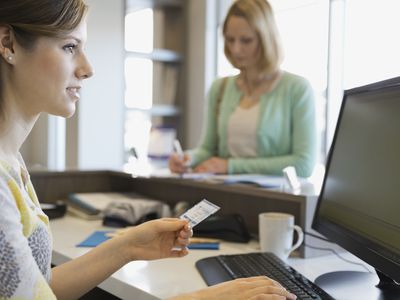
[0,101,38,161]
[237,69,281,97]
[239,69,280,92]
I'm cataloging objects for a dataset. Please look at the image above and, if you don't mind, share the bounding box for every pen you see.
[173,139,191,172]
[173,139,184,160]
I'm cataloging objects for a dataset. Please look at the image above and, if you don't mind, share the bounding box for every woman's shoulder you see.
[0,155,26,187]
[208,75,238,99]
[211,75,237,89]
[0,166,20,216]
[276,71,313,98]
[280,71,311,87]
[0,161,13,184]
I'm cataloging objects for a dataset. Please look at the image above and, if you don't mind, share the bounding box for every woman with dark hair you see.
[0,0,296,299]
[169,0,317,177]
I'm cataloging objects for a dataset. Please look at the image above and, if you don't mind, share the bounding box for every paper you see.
[150,169,214,180]
[216,174,284,188]
[181,172,215,180]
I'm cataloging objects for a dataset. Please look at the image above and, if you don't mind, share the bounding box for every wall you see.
[77,0,125,169]
[185,0,217,149]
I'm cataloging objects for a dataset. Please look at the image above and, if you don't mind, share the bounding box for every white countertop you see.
[51,215,374,300]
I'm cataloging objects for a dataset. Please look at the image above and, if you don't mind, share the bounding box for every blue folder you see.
[77,230,220,250]
[76,230,111,247]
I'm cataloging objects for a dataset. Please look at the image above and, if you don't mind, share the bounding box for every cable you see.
[304,231,372,273]
[304,231,331,242]
[304,243,373,273]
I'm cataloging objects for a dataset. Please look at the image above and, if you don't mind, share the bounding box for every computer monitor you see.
[312,77,400,299]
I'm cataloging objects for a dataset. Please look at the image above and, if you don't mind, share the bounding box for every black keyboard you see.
[196,252,334,300]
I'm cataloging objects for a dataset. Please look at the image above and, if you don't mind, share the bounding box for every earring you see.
[7,56,12,61]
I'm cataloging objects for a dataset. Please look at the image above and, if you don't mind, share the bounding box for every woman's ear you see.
[0,26,15,64]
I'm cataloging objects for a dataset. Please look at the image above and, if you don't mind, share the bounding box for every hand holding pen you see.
[168,139,191,174]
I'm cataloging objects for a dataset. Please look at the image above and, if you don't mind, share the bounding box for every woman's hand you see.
[121,218,192,261]
[194,157,228,174]
[169,153,191,173]
[170,276,296,300]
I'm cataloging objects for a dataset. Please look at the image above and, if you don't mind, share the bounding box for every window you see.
[124,9,154,166]
[327,0,400,149]
[343,0,400,88]
[271,0,329,161]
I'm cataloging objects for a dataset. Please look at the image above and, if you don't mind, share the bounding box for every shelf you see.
[127,105,181,117]
[123,0,186,158]
[126,48,183,63]
[126,0,183,12]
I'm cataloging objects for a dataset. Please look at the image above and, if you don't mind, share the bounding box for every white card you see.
[180,199,220,228]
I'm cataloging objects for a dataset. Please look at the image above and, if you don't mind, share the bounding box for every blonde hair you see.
[223,0,283,74]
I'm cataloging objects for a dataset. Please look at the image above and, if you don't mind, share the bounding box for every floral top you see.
[0,155,56,299]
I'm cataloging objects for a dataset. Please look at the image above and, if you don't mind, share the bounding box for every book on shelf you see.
[66,192,153,220]
[162,64,179,106]
[66,192,172,225]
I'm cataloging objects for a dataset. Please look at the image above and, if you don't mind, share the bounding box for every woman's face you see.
[12,20,93,118]
[224,16,261,71]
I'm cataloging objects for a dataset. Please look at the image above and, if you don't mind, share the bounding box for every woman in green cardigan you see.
[169,0,317,177]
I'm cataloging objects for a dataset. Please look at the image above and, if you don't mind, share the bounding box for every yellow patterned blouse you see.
[0,155,56,299]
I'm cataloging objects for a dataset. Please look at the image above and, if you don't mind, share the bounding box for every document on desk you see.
[181,172,216,180]
[213,174,284,188]
[151,171,284,189]
[151,169,216,180]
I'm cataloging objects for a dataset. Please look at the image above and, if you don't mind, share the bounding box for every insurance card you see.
[180,199,220,228]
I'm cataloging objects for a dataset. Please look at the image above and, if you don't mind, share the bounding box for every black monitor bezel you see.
[312,76,400,283]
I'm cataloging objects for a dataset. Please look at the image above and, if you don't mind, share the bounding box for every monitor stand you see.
[315,270,400,300]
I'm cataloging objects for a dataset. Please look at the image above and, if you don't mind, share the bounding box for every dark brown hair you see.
[0,0,88,49]
[0,0,88,115]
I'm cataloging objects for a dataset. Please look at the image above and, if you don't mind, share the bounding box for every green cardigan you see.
[189,71,317,177]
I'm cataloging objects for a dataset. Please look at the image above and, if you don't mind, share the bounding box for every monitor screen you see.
[312,77,400,297]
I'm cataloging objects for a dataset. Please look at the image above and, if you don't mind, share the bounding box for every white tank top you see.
[227,103,260,157]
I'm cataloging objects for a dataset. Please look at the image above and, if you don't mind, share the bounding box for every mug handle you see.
[288,225,304,254]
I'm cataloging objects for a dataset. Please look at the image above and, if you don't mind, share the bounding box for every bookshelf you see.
[124,0,187,163]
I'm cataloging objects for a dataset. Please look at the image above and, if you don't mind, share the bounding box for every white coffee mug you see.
[258,212,304,260]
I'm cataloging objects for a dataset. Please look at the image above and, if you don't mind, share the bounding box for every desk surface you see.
[50,215,374,300]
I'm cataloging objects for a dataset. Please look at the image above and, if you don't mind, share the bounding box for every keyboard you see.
[195,252,334,300]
